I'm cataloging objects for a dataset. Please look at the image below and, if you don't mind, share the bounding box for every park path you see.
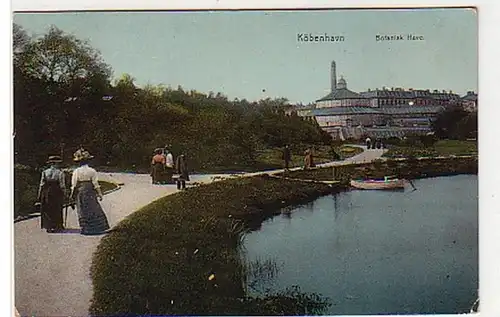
[14,146,385,317]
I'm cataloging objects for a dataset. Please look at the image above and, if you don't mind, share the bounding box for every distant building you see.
[461,91,478,112]
[311,105,444,140]
[294,60,466,140]
[316,76,370,108]
[360,87,461,108]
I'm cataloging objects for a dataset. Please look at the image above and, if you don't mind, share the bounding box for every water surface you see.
[242,175,478,315]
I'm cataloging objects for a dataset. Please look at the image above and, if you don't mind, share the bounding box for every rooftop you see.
[316,89,365,102]
[362,126,433,138]
[360,89,461,99]
[311,106,380,116]
[311,105,444,116]
[317,76,366,102]
[381,105,445,115]
[461,91,478,101]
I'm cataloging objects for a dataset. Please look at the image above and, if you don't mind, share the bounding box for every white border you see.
[9,0,486,12]
[4,0,13,316]
[8,1,499,317]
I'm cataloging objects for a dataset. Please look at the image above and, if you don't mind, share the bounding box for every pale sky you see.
[13,8,477,103]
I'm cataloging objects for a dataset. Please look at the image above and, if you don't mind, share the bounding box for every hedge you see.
[89,175,336,316]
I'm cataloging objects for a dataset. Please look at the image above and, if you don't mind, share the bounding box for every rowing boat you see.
[350,178,406,190]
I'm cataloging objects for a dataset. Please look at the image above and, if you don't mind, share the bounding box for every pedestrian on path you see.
[164,146,175,184]
[151,148,166,184]
[37,155,67,233]
[366,137,372,149]
[309,147,316,167]
[282,145,291,170]
[304,149,312,170]
[175,153,190,190]
[70,149,110,235]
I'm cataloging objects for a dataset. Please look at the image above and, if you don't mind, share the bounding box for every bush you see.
[90,176,334,316]
[14,165,40,218]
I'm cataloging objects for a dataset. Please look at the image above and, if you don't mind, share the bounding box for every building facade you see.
[360,88,461,108]
[297,60,463,140]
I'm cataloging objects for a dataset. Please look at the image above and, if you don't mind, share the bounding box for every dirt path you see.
[14,146,386,316]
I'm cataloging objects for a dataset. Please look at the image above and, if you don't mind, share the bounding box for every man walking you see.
[282,145,291,171]
[176,153,190,190]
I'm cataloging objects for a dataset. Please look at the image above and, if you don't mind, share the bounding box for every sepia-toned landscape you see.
[13,8,478,316]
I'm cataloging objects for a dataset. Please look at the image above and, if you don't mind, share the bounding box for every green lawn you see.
[383,140,478,159]
[254,145,363,170]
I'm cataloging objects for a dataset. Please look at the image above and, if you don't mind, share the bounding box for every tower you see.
[331,61,337,93]
[337,76,347,89]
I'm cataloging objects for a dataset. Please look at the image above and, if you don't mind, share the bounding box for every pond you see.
[241,174,478,315]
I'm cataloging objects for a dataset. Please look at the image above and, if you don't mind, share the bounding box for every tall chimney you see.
[331,60,337,93]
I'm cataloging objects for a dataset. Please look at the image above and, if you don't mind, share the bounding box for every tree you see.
[14,24,332,171]
[14,25,113,163]
[19,25,111,86]
[432,106,474,139]
[13,23,30,61]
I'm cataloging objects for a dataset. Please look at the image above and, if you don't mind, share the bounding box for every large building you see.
[298,60,470,140]
[461,91,478,112]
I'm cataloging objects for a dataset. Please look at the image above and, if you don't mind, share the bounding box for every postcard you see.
[12,7,479,316]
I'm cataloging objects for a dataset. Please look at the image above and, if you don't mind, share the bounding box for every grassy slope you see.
[90,176,335,316]
[383,140,477,158]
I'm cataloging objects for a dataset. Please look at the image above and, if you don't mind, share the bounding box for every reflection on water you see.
[242,175,478,315]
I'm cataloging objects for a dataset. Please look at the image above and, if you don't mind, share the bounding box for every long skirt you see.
[74,181,110,235]
[164,167,174,184]
[151,163,164,184]
[40,181,64,231]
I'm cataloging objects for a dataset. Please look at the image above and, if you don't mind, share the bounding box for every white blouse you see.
[165,153,174,167]
[71,164,100,191]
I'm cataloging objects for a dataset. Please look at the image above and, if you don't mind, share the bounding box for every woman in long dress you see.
[37,155,67,233]
[70,149,110,235]
[151,148,166,184]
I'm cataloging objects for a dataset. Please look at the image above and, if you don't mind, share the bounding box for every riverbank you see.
[90,175,337,315]
[279,156,478,185]
[90,154,477,315]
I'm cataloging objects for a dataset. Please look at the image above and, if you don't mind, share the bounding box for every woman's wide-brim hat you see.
[73,149,94,162]
[47,155,63,163]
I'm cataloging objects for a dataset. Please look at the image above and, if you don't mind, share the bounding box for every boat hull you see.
[350,179,406,190]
